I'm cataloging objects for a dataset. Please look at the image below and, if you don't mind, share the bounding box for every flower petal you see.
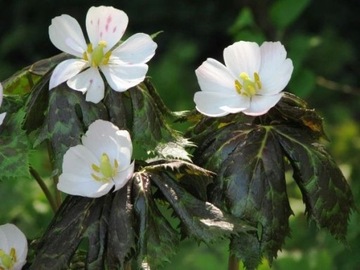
[259,42,294,94]
[243,93,283,116]
[113,161,134,191]
[112,33,157,64]
[58,173,114,198]
[0,224,28,270]
[67,67,105,103]
[0,113,6,126]
[223,41,261,77]
[82,120,122,159]
[86,6,128,50]
[49,14,87,57]
[194,91,250,117]
[100,61,148,92]
[195,58,236,94]
[62,145,98,178]
[49,59,88,90]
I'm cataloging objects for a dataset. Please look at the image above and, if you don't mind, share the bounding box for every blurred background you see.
[0,0,359,269]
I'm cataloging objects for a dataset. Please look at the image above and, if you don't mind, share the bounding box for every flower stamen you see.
[234,72,262,97]
[84,41,112,67]
[0,247,17,270]
[91,153,119,182]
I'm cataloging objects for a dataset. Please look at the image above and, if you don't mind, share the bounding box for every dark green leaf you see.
[151,172,254,243]
[271,92,327,139]
[130,82,192,161]
[35,84,107,172]
[194,123,292,264]
[106,183,135,269]
[31,195,111,270]
[133,172,179,268]
[275,125,354,240]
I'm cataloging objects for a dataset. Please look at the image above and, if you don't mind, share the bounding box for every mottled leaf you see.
[30,195,111,270]
[275,125,354,239]
[35,84,107,172]
[106,183,135,269]
[194,123,292,265]
[133,172,179,269]
[0,108,30,181]
[151,172,254,243]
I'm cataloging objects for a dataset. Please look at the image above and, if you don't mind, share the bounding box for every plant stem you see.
[53,174,62,208]
[29,166,58,213]
[228,254,239,270]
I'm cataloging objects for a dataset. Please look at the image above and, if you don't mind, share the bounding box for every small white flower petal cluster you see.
[0,224,28,270]
[0,84,6,126]
[194,41,293,117]
[58,120,134,198]
[49,6,157,103]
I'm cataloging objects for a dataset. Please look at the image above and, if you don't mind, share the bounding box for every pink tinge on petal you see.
[86,6,128,51]
[49,14,87,57]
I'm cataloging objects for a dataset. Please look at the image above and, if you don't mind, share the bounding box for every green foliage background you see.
[0,0,359,269]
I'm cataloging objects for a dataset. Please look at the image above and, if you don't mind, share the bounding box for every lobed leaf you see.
[275,125,354,240]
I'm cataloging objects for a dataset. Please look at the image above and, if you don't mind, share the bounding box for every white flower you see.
[0,84,6,126]
[49,6,157,103]
[0,224,28,270]
[58,119,134,198]
[194,41,293,117]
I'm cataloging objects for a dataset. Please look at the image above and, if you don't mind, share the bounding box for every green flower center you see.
[234,72,262,97]
[83,41,112,67]
[0,247,17,270]
[91,153,119,182]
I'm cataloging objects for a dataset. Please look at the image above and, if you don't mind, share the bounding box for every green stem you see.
[29,166,57,213]
[228,254,239,270]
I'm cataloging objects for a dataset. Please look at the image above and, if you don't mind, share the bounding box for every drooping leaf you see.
[133,172,179,269]
[193,123,293,265]
[275,125,354,240]
[106,183,135,269]
[31,194,112,270]
[145,159,213,201]
[150,172,254,243]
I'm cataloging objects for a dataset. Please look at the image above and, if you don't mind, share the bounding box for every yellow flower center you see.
[234,72,262,97]
[83,41,112,67]
[0,247,17,270]
[91,153,119,182]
